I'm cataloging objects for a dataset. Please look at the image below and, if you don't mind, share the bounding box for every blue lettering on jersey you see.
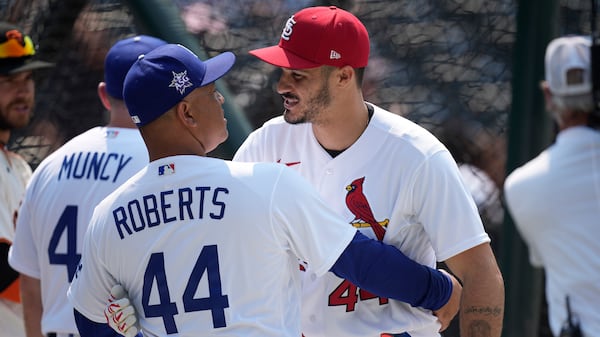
[113,186,229,240]
[58,151,133,183]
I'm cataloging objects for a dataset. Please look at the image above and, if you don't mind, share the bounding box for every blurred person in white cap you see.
[0,20,53,337]
[67,43,462,337]
[504,35,600,337]
[235,6,504,337]
[7,34,166,337]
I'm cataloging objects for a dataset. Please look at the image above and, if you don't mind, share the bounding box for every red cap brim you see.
[249,45,321,69]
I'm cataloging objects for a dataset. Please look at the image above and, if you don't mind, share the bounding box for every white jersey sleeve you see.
[410,149,490,261]
[269,165,357,277]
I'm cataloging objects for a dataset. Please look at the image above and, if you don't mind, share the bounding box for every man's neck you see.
[557,110,589,131]
[312,102,372,153]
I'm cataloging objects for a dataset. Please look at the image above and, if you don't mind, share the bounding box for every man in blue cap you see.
[8,34,166,337]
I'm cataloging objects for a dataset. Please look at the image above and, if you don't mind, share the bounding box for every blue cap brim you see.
[200,51,236,86]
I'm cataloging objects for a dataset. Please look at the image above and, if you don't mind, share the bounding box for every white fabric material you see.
[545,35,592,96]
[68,156,356,337]
[504,126,600,337]
[234,103,490,337]
[0,296,25,337]
[8,127,148,335]
[0,148,31,337]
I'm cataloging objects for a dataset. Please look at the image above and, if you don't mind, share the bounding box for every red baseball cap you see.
[249,6,369,69]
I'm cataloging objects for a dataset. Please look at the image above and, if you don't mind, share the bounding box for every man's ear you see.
[540,81,556,112]
[97,82,111,111]
[337,66,354,87]
[175,101,197,127]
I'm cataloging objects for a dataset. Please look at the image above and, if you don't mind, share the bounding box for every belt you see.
[47,333,77,337]
[380,333,411,337]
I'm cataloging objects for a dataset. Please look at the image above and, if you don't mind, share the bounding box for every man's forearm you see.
[447,244,505,337]
[21,274,44,337]
[459,278,504,337]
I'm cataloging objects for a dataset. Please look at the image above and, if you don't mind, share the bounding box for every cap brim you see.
[200,51,236,86]
[5,60,54,75]
[249,45,320,69]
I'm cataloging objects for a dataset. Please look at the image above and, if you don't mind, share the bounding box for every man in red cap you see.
[0,21,53,337]
[235,6,505,337]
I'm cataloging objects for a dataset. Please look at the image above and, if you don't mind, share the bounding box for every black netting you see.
[3,0,138,164]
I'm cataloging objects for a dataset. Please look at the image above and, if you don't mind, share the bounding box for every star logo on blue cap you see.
[169,70,193,95]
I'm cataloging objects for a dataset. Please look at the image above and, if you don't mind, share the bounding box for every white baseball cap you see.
[545,35,592,96]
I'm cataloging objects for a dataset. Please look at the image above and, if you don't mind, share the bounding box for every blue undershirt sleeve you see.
[329,231,452,311]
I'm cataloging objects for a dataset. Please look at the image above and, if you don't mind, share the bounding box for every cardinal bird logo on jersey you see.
[345,176,389,241]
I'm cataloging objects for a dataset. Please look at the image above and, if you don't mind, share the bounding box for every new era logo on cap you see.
[330,50,341,60]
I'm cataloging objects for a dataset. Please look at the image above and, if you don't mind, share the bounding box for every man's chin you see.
[12,118,32,130]
[282,110,306,125]
[0,119,30,131]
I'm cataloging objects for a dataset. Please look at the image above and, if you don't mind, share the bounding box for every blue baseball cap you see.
[104,35,167,99]
[123,44,235,126]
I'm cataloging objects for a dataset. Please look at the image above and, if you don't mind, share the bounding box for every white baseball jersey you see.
[0,147,31,337]
[8,127,148,335]
[504,126,600,337]
[234,103,490,337]
[67,155,357,337]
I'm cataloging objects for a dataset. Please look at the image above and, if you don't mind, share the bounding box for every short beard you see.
[284,78,331,125]
[0,103,32,130]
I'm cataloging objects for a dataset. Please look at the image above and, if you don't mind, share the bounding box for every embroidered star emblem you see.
[169,70,193,95]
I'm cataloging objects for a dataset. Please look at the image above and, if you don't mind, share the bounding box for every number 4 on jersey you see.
[329,279,388,312]
[142,245,230,334]
[48,205,81,282]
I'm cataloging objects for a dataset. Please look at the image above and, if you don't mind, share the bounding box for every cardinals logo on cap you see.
[345,176,389,241]
[281,15,296,41]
